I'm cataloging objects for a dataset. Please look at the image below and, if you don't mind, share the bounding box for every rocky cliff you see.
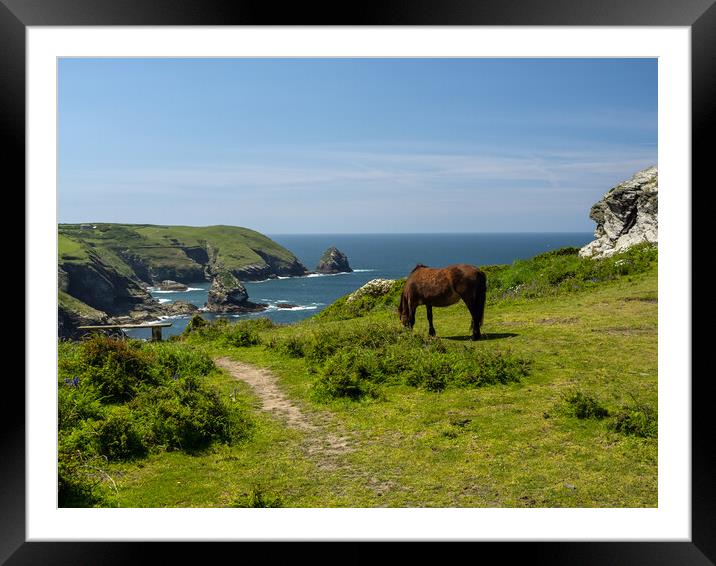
[60,249,153,315]
[315,246,353,274]
[205,269,266,313]
[579,167,658,259]
[57,223,306,336]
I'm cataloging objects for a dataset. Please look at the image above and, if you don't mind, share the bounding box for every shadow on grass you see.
[443,332,518,341]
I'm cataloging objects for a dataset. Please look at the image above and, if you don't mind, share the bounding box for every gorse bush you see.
[268,322,530,401]
[95,405,148,460]
[183,317,273,347]
[132,373,251,451]
[70,335,159,402]
[57,337,253,506]
[146,342,215,379]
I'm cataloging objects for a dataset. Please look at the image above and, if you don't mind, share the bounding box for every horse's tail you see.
[473,269,487,329]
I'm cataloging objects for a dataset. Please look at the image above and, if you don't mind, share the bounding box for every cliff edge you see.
[579,166,658,259]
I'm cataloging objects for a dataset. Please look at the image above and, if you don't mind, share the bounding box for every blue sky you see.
[58,58,657,233]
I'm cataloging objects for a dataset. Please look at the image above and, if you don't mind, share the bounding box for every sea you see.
[124,233,593,340]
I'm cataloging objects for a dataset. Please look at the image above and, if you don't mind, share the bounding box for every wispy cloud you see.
[59,143,656,232]
[63,144,656,194]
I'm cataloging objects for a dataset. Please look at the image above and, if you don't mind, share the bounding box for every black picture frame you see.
[6,1,708,563]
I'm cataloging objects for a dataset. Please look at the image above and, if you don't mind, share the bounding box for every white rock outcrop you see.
[347,279,397,302]
[579,166,658,259]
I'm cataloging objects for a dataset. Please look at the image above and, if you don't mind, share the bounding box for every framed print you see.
[6,0,710,563]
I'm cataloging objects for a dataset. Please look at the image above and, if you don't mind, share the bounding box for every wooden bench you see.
[77,322,173,342]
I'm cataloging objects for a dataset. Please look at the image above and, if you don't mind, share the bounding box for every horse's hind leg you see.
[469,306,482,340]
[460,296,481,341]
[426,304,436,337]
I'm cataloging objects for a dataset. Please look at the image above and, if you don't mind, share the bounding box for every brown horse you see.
[398,264,487,340]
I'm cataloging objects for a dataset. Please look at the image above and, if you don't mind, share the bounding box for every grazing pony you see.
[398,264,487,340]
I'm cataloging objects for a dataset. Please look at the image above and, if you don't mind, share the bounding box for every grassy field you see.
[59,245,657,508]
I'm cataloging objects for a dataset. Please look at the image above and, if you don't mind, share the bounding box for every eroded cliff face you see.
[62,251,152,315]
[579,167,658,259]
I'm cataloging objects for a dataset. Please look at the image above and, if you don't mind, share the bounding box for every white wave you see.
[149,286,205,294]
[353,269,375,272]
[305,272,351,278]
[157,298,172,304]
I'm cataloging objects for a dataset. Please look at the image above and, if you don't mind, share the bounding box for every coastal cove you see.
[124,232,593,339]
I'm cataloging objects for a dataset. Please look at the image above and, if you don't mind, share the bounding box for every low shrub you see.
[58,335,254,506]
[454,349,531,387]
[147,342,215,379]
[58,381,105,431]
[231,486,283,508]
[95,406,148,460]
[562,391,610,420]
[58,449,114,507]
[609,402,657,438]
[312,349,392,400]
[273,321,531,401]
[183,317,271,347]
[132,374,252,452]
[70,335,159,402]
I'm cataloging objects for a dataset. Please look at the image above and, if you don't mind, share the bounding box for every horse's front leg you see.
[426,304,436,337]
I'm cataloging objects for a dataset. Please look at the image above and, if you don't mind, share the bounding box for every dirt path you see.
[214,357,352,463]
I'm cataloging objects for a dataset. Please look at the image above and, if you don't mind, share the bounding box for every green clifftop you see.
[59,223,307,284]
[58,223,308,336]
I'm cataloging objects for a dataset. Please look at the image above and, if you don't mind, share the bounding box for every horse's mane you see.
[410,263,429,273]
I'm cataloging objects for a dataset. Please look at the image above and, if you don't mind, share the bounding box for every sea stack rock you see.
[579,166,658,259]
[316,247,353,274]
[206,270,248,309]
[205,270,266,313]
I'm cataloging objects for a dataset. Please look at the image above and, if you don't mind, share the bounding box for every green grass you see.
[58,291,106,319]
[62,245,658,508]
[58,223,303,282]
[58,233,91,264]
